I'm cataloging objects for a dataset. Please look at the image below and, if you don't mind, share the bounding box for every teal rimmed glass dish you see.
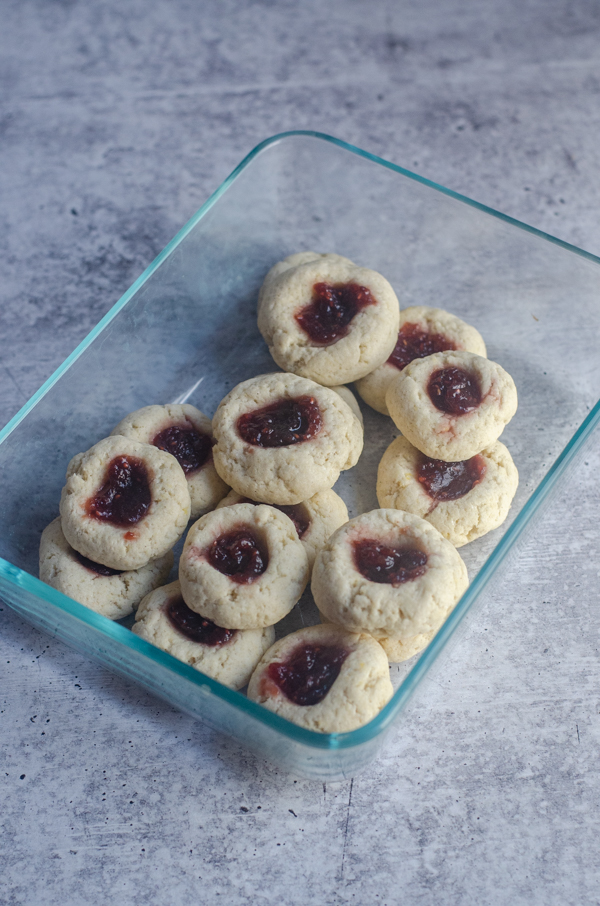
[1,132,600,780]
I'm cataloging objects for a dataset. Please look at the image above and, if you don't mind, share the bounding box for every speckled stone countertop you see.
[2,2,600,904]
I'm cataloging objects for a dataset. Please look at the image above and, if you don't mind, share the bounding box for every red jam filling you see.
[353,539,428,585]
[427,367,481,415]
[152,424,213,474]
[167,595,236,646]
[75,551,124,577]
[417,453,486,501]
[388,322,457,371]
[208,528,268,583]
[237,498,311,540]
[86,455,151,527]
[295,282,377,345]
[267,643,350,706]
[237,396,322,447]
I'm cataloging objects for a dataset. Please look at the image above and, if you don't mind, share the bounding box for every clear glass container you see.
[1,132,599,780]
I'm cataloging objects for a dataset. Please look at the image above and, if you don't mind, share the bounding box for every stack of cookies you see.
[39,249,518,734]
[249,251,518,728]
[39,405,224,625]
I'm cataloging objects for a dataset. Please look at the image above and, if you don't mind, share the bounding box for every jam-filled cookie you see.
[312,509,468,642]
[216,488,349,569]
[132,581,275,690]
[247,623,393,732]
[111,404,229,519]
[386,350,518,462]
[355,305,487,416]
[377,436,519,547]
[257,252,400,385]
[212,372,363,505]
[39,517,173,620]
[60,435,191,571]
[179,503,309,630]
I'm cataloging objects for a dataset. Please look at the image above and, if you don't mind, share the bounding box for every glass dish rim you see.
[1,129,599,753]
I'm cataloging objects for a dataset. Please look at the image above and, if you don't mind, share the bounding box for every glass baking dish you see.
[1,132,599,781]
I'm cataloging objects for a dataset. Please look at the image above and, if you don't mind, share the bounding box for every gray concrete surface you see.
[2,2,600,904]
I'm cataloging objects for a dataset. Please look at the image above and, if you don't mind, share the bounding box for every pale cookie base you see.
[377,436,519,547]
[212,372,363,505]
[355,305,487,416]
[179,503,309,629]
[258,252,400,385]
[217,488,349,568]
[312,509,469,641]
[317,607,433,664]
[378,631,435,664]
[111,403,229,519]
[386,350,518,461]
[330,385,363,427]
[247,623,393,733]
[132,581,275,690]
[39,517,173,620]
[60,435,191,570]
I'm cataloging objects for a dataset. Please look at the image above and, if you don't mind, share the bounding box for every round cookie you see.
[60,435,191,571]
[257,252,400,385]
[312,509,469,642]
[179,503,310,630]
[386,350,518,462]
[377,436,519,547]
[247,623,393,733]
[132,581,275,690]
[212,372,363,505]
[111,403,229,519]
[216,488,349,568]
[39,517,173,620]
[355,305,487,416]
